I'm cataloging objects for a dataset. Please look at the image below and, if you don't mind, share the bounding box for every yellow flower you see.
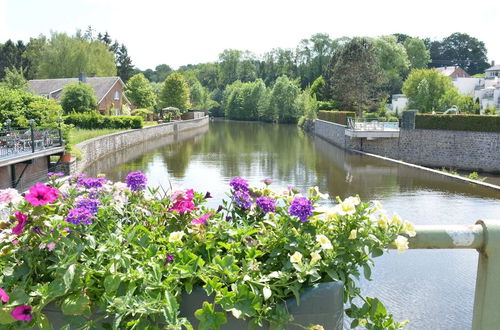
[394,235,409,253]
[331,196,360,216]
[316,234,333,250]
[372,200,383,211]
[403,221,416,237]
[359,319,368,326]
[310,251,322,265]
[391,213,402,225]
[168,231,185,243]
[377,214,389,229]
[313,186,329,199]
[309,325,325,330]
[348,229,357,240]
[290,251,303,263]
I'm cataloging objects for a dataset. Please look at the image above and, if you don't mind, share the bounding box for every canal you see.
[86,120,500,329]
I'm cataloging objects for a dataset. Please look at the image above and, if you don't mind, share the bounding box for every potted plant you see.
[0,173,413,329]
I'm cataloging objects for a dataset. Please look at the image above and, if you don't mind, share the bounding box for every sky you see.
[1,0,499,70]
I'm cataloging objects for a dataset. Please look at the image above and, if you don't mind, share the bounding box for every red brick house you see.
[28,74,133,115]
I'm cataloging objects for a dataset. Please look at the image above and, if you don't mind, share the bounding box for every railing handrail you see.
[406,220,500,329]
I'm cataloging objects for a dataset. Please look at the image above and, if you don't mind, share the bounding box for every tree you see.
[125,73,156,109]
[0,40,24,79]
[403,38,430,69]
[268,76,301,123]
[60,82,98,114]
[325,38,387,117]
[374,35,410,94]
[402,69,455,112]
[1,67,28,90]
[22,36,47,79]
[37,32,116,78]
[223,79,267,120]
[310,76,326,101]
[439,33,489,75]
[116,44,134,82]
[160,72,190,111]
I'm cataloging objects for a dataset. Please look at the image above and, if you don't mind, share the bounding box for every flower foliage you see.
[0,175,413,329]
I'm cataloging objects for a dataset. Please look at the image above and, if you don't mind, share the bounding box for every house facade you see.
[435,66,470,78]
[28,74,132,115]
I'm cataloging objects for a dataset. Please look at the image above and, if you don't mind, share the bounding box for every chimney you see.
[492,60,496,67]
[79,72,87,83]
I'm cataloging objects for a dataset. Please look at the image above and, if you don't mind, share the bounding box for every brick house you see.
[28,74,133,115]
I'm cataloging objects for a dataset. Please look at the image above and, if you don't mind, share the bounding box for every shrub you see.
[317,110,356,125]
[131,108,153,120]
[317,100,343,110]
[60,82,98,114]
[415,114,500,132]
[64,113,143,129]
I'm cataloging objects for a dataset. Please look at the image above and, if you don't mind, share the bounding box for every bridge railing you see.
[407,220,500,330]
[0,119,63,159]
[347,117,399,131]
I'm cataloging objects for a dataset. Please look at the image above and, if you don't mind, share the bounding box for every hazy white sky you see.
[1,0,498,70]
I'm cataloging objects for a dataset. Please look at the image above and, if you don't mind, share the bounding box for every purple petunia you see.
[65,207,94,225]
[233,190,252,210]
[256,196,276,213]
[165,254,175,264]
[75,198,100,215]
[47,172,64,177]
[126,170,147,191]
[229,177,249,192]
[288,197,313,223]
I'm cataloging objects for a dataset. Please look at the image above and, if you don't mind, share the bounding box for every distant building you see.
[485,64,500,79]
[435,66,470,78]
[28,73,132,115]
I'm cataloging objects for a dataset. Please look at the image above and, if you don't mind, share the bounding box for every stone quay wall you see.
[313,119,500,173]
[70,116,209,174]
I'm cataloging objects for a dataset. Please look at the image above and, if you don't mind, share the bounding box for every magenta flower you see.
[12,212,28,235]
[170,189,196,214]
[260,178,273,185]
[191,212,214,225]
[0,288,9,304]
[47,172,64,177]
[11,305,32,322]
[24,183,60,206]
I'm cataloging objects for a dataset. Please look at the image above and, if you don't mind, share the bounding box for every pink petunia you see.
[0,288,9,304]
[191,212,214,226]
[170,189,197,214]
[12,212,28,235]
[11,305,32,322]
[24,183,60,206]
[0,188,21,204]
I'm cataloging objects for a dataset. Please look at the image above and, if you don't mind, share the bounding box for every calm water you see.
[87,120,500,329]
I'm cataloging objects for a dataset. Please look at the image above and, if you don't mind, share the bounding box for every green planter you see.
[40,282,343,329]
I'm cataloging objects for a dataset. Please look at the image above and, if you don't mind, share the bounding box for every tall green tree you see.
[402,68,455,112]
[0,40,24,79]
[125,73,156,109]
[1,67,28,90]
[60,82,98,114]
[268,76,301,123]
[22,36,47,79]
[37,32,116,78]
[116,44,134,82]
[325,38,386,117]
[374,35,410,94]
[403,38,431,69]
[160,72,191,111]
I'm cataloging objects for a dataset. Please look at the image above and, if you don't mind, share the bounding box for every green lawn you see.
[69,128,128,145]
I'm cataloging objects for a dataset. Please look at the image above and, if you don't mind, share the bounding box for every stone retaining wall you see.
[313,119,500,173]
[70,116,209,174]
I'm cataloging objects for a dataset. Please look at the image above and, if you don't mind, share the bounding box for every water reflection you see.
[88,120,500,329]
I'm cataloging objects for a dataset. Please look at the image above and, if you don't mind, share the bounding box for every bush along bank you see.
[317,111,356,125]
[63,112,143,129]
[0,174,414,329]
[415,114,500,132]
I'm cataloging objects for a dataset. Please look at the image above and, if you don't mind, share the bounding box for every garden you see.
[0,172,414,329]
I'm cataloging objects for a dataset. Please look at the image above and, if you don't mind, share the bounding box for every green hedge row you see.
[64,113,143,129]
[415,114,500,132]
[317,111,356,125]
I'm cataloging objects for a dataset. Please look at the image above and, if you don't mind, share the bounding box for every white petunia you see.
[316,234,333,250]
[168,231,185,243]
[290,251,303,263]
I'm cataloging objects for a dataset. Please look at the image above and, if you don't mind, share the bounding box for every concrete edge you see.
[350,149,500,191]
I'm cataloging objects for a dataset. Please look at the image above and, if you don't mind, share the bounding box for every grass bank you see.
[69,128,129,145]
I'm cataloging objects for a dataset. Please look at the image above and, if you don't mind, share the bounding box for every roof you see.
[28,77,131,105]
[435,66,461,76]
[486,65,500,71]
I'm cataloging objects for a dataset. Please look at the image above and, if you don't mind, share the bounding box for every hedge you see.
[317,111,356,125]
[415,114,500,132]
[64,113,143,129]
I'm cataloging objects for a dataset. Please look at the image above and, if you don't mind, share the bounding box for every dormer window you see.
[114,91,120,100]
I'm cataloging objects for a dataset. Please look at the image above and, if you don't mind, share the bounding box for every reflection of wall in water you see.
[84,125,209,176]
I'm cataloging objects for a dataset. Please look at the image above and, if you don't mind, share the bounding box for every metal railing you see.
[408,220,500,329]
[0,119,63,159]
[347,117,399,131]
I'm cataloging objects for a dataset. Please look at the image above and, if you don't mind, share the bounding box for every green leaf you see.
[194,302,227,330]
[35,313,53,330]
[372,247,384,257]
[48,279,68,298]
[363,264,372,280]
[63,264,76,289]
[104,275,121,294]
[61,293,90,316]
[0,308,15,325]
[8,289,29,305]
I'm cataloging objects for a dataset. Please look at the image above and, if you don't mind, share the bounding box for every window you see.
[114,91,120,100]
